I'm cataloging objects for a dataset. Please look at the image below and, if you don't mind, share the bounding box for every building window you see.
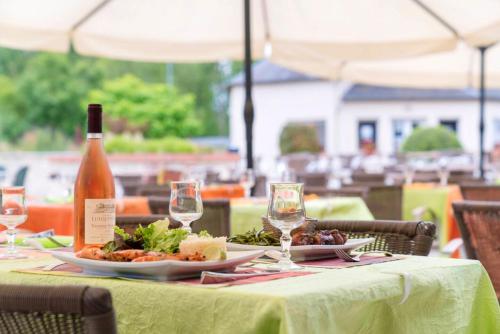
[440,120,458,133]
[358,121,377,153]
[393,119,423,151]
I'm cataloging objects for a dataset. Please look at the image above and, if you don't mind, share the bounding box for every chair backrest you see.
[253,175,267,197]
[315,220,436,256]
[351,171,385,184]
[297,172,329,188]
[13,166,28,187]
[344,184,403,220]
[116,214,182,235]
[304,186,368,199]
[452,201,500,297]
[146,197,230,236]
[0,285,116,334]
[137,184,170,197]
[460,185,500,201]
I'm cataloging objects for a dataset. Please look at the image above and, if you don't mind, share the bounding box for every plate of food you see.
[51,220,264,281]
[227,228,374,261]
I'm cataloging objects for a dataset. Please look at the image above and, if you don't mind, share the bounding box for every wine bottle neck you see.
[87,133,103,139]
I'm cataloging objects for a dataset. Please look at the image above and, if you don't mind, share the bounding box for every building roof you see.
[230,60,500,101]
[229,60,319,86]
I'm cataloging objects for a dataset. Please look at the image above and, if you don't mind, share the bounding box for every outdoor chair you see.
[297,172,329,189]
[350,171,385,184]
[137,184,170,197]
[13,166,28,187]
[453,201,500,298]
[304,186,368,199]
[315,220,436,256]
[143,197,230,236]
[0,284,116,334]
[117,214,182,234]
[460,185,500,201]
[253,175,267,197]
[343,185,403,220]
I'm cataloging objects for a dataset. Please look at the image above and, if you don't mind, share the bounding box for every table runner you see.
[230,197,374,236]
[0,254,497,333]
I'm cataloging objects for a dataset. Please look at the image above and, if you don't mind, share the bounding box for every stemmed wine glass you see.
[240,168,255,198]
[169,181,203,233]
[267,182,305,271]
[0,187,28,259]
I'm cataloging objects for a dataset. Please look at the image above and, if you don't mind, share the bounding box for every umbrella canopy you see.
[2,0,500,62]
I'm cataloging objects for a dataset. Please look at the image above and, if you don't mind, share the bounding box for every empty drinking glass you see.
[169,181,203,233]
[240,168,255,197]
[0,187,27,259]
[267,182,305,271]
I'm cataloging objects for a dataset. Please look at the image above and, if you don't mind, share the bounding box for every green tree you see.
[0,75,28,142]
[17,53,104,137]
[279,124,322,154]
[402,126,462,152]
[87,74,201,138]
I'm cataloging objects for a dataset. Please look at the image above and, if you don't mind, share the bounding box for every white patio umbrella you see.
[2,0,500,169]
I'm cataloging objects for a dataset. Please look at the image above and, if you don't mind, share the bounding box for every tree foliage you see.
[401,126,462,152]
[0,75,28,142]
[17,53,104,136]
[279,124,322,155]
[87,75,201,138]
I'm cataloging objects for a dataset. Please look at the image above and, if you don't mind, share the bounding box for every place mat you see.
[297,254,404,268]
[14,263,315,288]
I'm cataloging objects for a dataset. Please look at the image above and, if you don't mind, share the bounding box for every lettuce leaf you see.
[136,220,188,253]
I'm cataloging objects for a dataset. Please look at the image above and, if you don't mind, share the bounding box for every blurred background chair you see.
[137,184,171,197]
[453,201,500,298]
[304,186,368,199]
[350,171,385,184]
[0,284,116,334]
[344,184,403,220]
[314,220,436,256]
[460,185,500,201]
[297,172,329,189]
[13,166,28,187]
[136,197,231,236]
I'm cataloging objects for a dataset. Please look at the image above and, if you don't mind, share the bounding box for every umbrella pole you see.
[243,0,254,170]
[479,46,489,179]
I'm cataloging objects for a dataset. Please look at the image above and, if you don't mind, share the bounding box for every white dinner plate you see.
[51,250,264,281]
[227,238,375,261]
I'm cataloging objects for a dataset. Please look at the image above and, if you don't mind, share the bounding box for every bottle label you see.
[84,199,116,244]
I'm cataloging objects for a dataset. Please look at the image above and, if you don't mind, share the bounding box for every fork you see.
[334,249,392,262]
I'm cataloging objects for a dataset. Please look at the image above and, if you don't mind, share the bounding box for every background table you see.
[403,184,462,249]
[0,254,497,333]
[230,197,374,236]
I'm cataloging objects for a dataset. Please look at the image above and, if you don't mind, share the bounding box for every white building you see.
[229,61,500,172]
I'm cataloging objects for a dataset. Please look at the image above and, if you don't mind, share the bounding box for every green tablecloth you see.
[0,255,498,333]
[231,197,374,236]
[403,185,461,248]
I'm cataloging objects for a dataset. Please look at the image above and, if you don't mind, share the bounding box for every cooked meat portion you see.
[291,229,348,246]
[76,247,105,260]
[103,249,146,262]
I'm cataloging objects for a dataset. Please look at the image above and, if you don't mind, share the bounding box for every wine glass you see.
[240,168,255,197]
[267,182,305,271]
[0,187,28,259]
[169,181,203,233]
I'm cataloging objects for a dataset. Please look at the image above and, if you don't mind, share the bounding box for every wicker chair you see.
[453,201,500,297]
[0,285,116,334]
[304,186,368,199]
[137,184,170,197]
[116,215,182,235]
[315,220,436,256]
[120,197,231,236]
[343,185,403,220]
[460,185,500,201]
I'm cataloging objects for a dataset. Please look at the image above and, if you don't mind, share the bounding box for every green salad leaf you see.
[198,230,211,238]
[137,220,189,253]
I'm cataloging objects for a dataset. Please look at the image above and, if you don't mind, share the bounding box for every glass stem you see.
[280,228,292,264]
[6,228,17,254]
[182,221,192,234]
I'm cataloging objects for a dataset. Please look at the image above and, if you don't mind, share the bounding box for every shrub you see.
[14,128,73,151]
[401,126,462,152]
[87,75,201,138]
[104,135,199,154]
[279,124,322,155]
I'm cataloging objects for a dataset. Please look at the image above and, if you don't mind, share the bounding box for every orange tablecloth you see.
[8,197,152,236]
[201,184,245,199]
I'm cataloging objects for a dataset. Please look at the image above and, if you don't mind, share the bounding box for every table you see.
[0,254,498,333]
[403,184,462,249]
[202,184,245,199]
[15,197,152,236]
[230,197,374,236]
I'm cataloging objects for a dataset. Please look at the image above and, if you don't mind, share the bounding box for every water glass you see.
[267,182,305,271]
[169,181,203,233]
[240,168,256,197]
[0,187,27,259]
